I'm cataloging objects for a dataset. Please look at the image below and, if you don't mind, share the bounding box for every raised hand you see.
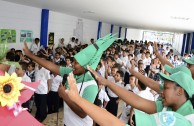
[23,42,32,56]
[65,73,80,102]
[154,42,159,54]
[87,65,108,86]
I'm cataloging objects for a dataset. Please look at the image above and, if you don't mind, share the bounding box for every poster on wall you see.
[48,32,54,45]
[143,31,174,44]
[0,29,16,43]
[20,30,33,42]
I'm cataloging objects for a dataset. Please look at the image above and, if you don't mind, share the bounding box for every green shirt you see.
[60,66,98,103]
[155,100,194,116]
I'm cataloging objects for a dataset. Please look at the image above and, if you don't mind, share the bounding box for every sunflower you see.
[0,72,24,107]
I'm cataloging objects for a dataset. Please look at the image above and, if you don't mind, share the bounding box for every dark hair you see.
[117,70,124,78]
[138,80,147,90]
[35,38,40,42]
[6,52,15,61]
[19,62,28,71]
[28,62,35,68]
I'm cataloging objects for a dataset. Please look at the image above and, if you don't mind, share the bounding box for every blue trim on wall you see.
[110,24,114,34]
[97,21,102,39]
[181,34,186,56]
[124,28,127,39]
[118,27,122,38]
[191,32,194,51]
[40,9,49,47]
[185,33,191,53]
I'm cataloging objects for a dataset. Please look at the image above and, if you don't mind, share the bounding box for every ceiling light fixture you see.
[171,16,190,21]
[83,11,95,14]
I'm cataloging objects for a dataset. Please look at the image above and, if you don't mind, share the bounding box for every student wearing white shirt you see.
[98,84,110,108]
[147,42,153,54]
[107,70,124,116]
[30,38,40,55]
[129,80,154,126]
[34,63,51,122]
[120,75,139,123]
[47,73,62,114]
[120,50,128,67]
[15,62,32,110]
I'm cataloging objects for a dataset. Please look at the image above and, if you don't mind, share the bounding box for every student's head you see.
[122,50,127,57]
[145,52,150,58]
[15,62,28,77]
[114,53,119,59]
[111,66,119,77]
[71,37,75,42]
[138,63,144,71]
[35,38,40,44]
[183,58,194,77]
[160,71,194,109]
[90,38,94,44]
[137,80,147,91]
[141,53,145,59]
[174,55,178,60]
[129,75,136,85]
[27,62,35,72]
[114,70,124,82]
[65,56,72,66]
[72,59,86,75]
[55,52,61,59]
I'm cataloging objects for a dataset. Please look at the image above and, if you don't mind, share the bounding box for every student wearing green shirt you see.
[23,34,117,126]
[64,71,194,126]
[87,65,194,116]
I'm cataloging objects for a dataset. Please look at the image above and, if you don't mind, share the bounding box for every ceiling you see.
[3,0,194,33]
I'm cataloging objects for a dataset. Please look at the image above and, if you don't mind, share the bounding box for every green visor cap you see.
[164,64,191,76]
[159,71,194,98]
[0,61,21,69]
[135,110,192,126]
[183,57,194,65]
[74,34,117,70]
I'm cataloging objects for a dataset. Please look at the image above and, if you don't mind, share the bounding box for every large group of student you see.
[1,35,194,126]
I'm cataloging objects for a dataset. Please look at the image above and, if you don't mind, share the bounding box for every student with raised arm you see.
[87,65,194,116]
[23,34,117,126]
[65,71,194,126]
[128,59,192,94]
[154,42,174,67]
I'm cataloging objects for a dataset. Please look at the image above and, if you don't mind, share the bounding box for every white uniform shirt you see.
[22,73,31,82]
[98,88,110,105]
[50,75,62,92]
[30,43,40,54]
[107,78,123,97]
[35,67,51,94]
[99,65,105,78]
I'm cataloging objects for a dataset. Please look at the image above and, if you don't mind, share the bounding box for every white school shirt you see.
[50,75,62,92]
[137,88,154,101]
[22,73,31,82]
[125,84,139,94]
[35,67,51,94]
[30,43,40,54]
[115,58,123,65]
[120,103,131,123]
[98,88,110,105]
[107,78,123,97]
[98,65,105,78]
[120,56,128,66]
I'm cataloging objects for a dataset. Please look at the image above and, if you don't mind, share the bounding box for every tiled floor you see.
[31,101,124,126]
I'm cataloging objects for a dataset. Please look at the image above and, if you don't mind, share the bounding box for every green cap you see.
[135,110,192,126]
[74,34,117,70]
[164,64,191,76]
[159,71,194,98]
[183,57,194,65]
